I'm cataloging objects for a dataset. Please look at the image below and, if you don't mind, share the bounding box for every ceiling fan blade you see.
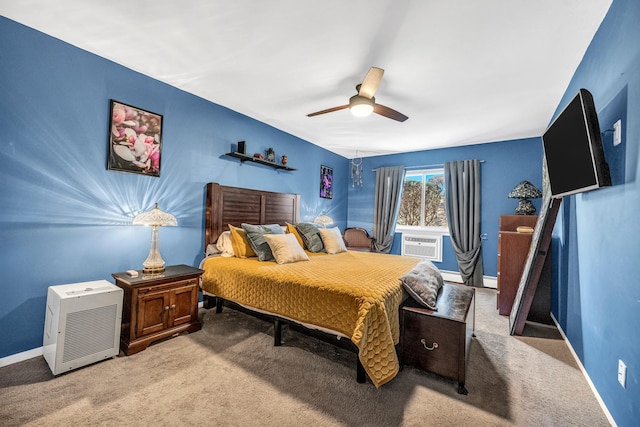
[374,104,409,122]
[358,67,384,99]
[307,104,349,117]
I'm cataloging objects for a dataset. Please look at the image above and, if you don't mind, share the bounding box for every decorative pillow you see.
[205,243,220,256]
[263,233,310,264]
[399,260,444,310]
[216,230,235,257]
[318,227,347,254]
[295,222,324,253]
[286,223,305,248]
[228,224,256,258]
[241,223,284,261]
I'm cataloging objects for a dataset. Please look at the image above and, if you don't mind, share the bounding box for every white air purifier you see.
[43,280,123,375]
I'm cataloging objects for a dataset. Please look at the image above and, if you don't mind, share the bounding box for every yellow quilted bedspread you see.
[200,250,420,387]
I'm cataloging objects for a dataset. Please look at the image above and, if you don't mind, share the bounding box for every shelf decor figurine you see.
[237,141,246,154]
[281,155,287,166]
[266,147,276,162]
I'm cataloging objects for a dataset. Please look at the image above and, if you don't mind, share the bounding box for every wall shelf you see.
[225,152,296,171]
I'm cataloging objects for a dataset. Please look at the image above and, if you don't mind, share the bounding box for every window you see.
[397,169,448,232]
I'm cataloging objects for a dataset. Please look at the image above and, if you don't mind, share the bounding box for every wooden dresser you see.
[112,264,203,355]
[497,215,551,323]
[497,215,537,315]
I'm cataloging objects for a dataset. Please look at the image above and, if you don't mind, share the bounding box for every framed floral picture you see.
[108,100,163,177]
[320,165,333,199]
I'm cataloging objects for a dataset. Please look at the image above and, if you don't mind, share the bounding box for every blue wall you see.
[0,18,347,359]
[548,0,639,425]
[3,6,637,424]
[347,138,544,275]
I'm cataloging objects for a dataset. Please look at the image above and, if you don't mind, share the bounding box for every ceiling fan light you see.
[349,95,374,117]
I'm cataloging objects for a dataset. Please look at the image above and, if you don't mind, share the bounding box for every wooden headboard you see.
[205,183,301,247]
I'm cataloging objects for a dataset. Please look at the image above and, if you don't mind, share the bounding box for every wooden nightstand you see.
[112,264,203,355]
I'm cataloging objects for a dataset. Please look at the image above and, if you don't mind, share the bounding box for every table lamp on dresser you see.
[508,181,542,215]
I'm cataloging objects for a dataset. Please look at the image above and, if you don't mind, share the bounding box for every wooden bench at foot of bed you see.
[398,283,476,394]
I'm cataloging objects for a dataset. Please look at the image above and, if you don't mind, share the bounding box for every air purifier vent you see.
[63,304,118,363]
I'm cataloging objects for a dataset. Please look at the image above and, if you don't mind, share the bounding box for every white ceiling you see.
[1,0,612,158]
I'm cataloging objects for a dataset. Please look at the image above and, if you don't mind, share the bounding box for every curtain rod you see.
[371,160,485,171]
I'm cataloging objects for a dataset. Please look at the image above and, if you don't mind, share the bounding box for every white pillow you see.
[263,233,310,264]
[216,231,235,257]
[318,227,347,254]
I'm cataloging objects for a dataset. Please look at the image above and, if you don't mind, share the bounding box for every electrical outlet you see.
[618,359,627,388]
[613,120,622,146]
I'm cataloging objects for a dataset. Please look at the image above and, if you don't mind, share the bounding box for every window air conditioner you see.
[43,280,123,375]
[401,234,443,262]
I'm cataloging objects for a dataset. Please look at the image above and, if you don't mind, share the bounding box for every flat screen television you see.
[542,88,611,198]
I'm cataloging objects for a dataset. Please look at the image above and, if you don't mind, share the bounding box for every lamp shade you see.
[314,212,334,228]
[508,181,542,200]
[133,203,177,227]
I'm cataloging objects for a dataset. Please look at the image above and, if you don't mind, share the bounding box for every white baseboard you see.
[1,301,229,367]
[550,313,617,427]
[441,270,497,289]
[440,270,462,283]
[483,276,497,289]
[0,346,43,368]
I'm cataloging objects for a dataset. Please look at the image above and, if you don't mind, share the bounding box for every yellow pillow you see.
[318,227,347,254]
[228,224,256,258]
[286,223,305,248]
[263,234,309,264]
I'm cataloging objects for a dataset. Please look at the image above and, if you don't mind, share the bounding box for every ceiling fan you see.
[307,67,408,122]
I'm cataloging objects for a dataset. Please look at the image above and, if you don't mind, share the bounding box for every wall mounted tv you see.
[542,88,611,198]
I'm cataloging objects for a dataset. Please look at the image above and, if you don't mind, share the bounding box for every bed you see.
[200,183,425,387]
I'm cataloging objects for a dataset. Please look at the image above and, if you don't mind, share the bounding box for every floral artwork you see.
[320,165,333,199]
[108,100,163,177]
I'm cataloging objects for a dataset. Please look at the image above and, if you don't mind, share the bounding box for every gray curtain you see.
[445,160,484,287]
[373,166,405,253]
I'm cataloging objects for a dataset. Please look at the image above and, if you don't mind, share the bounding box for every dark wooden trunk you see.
[399,283,475,394]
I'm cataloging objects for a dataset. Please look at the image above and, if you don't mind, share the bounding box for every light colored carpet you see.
[0,288,610,426]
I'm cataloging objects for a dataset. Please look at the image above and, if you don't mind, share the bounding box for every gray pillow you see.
[241,223,284,261]
[295,222,324,252]
[400,260,444,310]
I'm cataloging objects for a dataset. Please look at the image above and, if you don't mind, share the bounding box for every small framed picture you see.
[107,100,163,177]
[320,165,333,199]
